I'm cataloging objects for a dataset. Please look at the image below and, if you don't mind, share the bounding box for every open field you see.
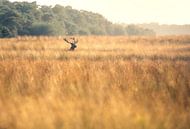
[0,36,190,129]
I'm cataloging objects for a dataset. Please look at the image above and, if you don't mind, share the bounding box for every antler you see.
[64,38,71,44]
[64,37,78,44]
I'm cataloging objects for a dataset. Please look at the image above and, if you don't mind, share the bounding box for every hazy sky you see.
[10,0,190,25]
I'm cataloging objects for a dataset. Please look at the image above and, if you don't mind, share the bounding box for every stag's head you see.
[64,37,78,44]
[71,37,78,44]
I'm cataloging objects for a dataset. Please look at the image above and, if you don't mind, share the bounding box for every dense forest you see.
[0,0,155,37]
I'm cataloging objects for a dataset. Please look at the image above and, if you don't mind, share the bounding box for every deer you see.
[64,37,78,51]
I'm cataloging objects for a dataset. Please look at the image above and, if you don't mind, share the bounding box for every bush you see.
[0,26,17,38]
[29,23,56,36]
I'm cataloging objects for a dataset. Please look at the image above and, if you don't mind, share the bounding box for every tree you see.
[0,5,22,37]
[64,21,79,35]
[14,1,40,35]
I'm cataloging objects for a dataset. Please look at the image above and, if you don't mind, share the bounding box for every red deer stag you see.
[64,37,78,51]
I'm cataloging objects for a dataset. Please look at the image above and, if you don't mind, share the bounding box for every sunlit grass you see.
[0,36,190,129]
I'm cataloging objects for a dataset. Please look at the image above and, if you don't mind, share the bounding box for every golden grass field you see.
[0,36,190,129]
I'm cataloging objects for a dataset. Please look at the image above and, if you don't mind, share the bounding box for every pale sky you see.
[10,0,190,25]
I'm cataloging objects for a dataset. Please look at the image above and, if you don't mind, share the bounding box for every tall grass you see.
[0,36,190,129]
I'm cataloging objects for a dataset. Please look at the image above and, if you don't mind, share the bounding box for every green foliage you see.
[0,26,11,37]
[78,28,90,35]
[0,0,156,37]
[14,1,40,35]
[0,5,21,37]
[64,21,79,35]
[29,23,56,36]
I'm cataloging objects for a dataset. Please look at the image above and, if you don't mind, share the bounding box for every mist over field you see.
[0,0,190,129]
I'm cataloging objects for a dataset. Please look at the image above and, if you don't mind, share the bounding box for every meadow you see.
[0,36,190,129]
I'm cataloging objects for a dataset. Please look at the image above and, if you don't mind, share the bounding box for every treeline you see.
[0,0,155,37]
[138,23,190,35]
